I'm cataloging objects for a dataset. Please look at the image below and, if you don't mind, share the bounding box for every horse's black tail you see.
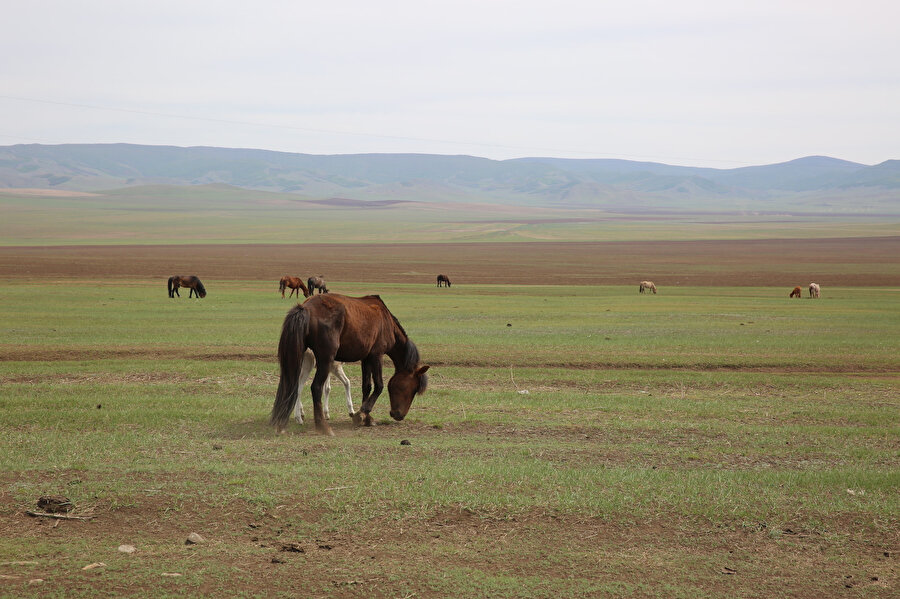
[270,305,309,430]
[167,276,174,298]
[279,279,286,293]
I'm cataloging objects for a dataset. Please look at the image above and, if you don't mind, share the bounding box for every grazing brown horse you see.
[168,275,206,298]
[271,294,429,436]
[789,286,802,298]
[639,281,657,294]
[307,276,329,295]
[279,276,310,299]
[809,282,820,298]
[436,274,451,287]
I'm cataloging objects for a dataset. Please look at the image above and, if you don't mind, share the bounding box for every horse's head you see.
[387,365,429,421]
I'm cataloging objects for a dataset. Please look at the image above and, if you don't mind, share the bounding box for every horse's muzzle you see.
[389,411,405,421]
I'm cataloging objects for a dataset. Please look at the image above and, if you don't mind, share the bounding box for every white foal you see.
[293,349,354,425]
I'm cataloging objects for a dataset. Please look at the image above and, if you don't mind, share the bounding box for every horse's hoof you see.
[363,414,374,427]
[350,412,363,426]
[318,426,335,436]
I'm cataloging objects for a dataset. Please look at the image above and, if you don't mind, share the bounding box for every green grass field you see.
[1,281,898,597]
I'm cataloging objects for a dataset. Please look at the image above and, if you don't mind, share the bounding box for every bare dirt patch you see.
[0,347,272,363]
[1,237,897,286]
[4,346,895,374]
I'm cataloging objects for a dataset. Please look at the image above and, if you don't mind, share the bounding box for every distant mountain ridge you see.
[1,143,898,213]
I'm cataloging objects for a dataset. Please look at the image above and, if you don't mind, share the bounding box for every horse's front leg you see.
[352,361,373,426]
[309,362,335,436]
[358,356,383,427]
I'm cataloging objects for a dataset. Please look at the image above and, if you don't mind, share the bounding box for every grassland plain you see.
[2,186,900,245]
[0,280,898,598]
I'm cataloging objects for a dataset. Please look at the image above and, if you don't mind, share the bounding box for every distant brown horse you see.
[639,281,657,294]
[809,283,820,298]
[271,294,429,436]
[279,276,310,299]
[789,286,802,298]
[307,276,329,295]
[168,275,206,298]
[437,274,451,287]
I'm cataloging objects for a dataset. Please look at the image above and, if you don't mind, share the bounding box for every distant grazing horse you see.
[279,276,310,299]
[293,349,354,425]
[809,283,820,299]
[271,294,429,436]
[168,275,206,298]
[437,274,451,287]
[639,281,657,294]
[307,276,329,295]
[790,286,802,298]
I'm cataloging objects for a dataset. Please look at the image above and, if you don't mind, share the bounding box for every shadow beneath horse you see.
[215,415,400,440]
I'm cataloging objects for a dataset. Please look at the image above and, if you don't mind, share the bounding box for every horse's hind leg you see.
[309,357,335,436]
[323,374,332,421]
[331,362,354,418]
[294,350,316,425]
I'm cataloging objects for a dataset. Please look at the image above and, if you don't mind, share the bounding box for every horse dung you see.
[37,495,73,513]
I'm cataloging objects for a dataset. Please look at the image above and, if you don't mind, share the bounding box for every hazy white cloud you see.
[1,0,898,166]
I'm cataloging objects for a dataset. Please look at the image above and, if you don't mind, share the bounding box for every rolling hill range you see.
[1,143,898,214]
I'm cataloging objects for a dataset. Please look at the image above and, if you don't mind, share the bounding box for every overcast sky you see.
[1,0,898,167]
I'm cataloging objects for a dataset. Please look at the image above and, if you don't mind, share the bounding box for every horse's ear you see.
[415,365,429,394]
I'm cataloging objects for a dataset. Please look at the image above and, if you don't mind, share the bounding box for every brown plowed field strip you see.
[1,236,898,286]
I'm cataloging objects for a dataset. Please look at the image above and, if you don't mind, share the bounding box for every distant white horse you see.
[808,282,820,299]
[639,281,657,294]
[293,349,354,425]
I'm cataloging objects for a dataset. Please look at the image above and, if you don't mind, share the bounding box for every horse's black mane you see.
[388,310,420,371]
[362,295,419,371]
[391,315,425,390]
